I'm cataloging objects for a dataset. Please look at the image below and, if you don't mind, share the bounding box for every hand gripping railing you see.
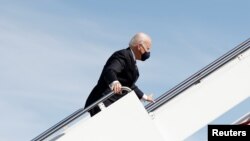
[32,86,132,141]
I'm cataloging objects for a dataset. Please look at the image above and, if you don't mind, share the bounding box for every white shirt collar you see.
[130,48,136,61]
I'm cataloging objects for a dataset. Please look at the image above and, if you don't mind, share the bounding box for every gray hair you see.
[129,32,150,47]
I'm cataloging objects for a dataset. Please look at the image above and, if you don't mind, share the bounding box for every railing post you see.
[98,102,106,110]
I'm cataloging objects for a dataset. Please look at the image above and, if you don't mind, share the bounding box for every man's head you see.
[129,32,152,61]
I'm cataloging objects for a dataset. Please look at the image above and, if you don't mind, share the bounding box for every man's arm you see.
[103,52,126,82]
[103,53,126,93]
[132,84,155,103]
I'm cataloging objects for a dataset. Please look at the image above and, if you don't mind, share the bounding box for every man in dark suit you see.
[84,32,154,116]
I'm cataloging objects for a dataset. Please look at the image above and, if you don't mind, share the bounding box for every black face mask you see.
[141,52,150,61]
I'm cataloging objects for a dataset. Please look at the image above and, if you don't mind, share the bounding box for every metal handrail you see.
[146,38,250,112]
[32,86,132,141]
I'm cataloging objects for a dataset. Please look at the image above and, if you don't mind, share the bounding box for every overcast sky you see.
[0,0,250,141]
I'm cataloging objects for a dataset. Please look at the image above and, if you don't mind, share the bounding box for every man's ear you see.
[137,44,143,52]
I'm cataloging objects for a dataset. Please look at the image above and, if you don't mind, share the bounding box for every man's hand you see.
[143,94,155,103]
[146,94,155,103]
[111,81,122,94]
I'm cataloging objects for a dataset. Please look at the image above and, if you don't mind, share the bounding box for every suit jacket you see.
[84,47,144,109]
